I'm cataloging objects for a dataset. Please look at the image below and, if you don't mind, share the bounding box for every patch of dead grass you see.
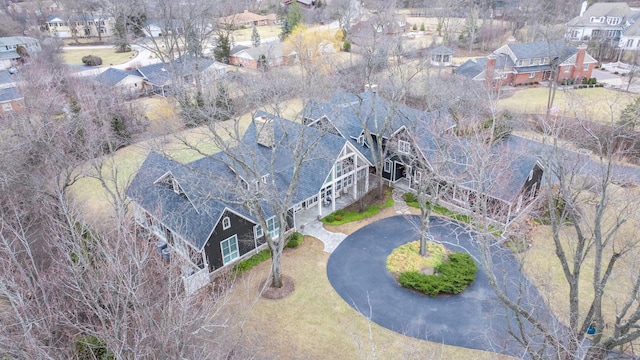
[497,87,635,124]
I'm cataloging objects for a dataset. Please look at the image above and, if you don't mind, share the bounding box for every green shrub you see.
[75,335,114,360]
[403,192,417,203]
[397,253,477,296]
[82,55,102,66]
[412,24,417,31]
[286,232,303,248]
[420,23,425,31]
[343,40,351,52]
[233,249,271,274]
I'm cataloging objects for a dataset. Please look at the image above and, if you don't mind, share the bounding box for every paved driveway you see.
[327,215,559,357]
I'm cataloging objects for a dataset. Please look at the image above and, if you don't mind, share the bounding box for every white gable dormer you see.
[155,171,185,195]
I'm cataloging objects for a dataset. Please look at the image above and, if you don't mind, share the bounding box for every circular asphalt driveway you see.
[327,215,556,357]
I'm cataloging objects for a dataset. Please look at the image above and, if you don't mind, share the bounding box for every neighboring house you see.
[93,68,146,97]
[456,39,597,90]
[46,14,114,38]
[0,36,41,70]
[141,19,184,38]
[135,56,220,96]
[302,91,543,225]
[284,0,315,9]
[566,1,639,48]
[349,13,409,47]
[219,10,277,28]
[127,111,372,293]
[429,45,454,66]
[229,43,295,69]
[0,87,22,115]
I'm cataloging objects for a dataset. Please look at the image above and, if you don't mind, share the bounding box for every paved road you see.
[327,215,561,357]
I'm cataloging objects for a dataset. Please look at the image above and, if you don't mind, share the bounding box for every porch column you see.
[352,155,358,198]
[331,161,337,212]
[365,168,369,192]
[317,189,322,217]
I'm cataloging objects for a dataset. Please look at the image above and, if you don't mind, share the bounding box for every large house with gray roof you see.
[128,92,544,292]
[456,39,596,90]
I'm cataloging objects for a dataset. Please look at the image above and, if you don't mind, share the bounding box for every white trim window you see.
[583,63,589,71]
[564,65,571,73]
[266,217,280,239]
[529,72,535,79]
[254,224,264,239]
[222,216,231,230]
[398,140,411,154]
[414,171,422,183]
[384,160,391,173]
[1,103,12,112]
[221,235,239,264]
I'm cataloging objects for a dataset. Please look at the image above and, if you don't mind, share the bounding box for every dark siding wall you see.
[523,164,544,196]
[204,210,259,272]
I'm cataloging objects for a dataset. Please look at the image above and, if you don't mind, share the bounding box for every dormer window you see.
[222,216,231,230]
[261,174,269,184]
[398,140,411,154]
[171,178,182,194]
[155,171,185,196]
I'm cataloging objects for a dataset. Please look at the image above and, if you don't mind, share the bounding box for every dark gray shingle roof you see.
[0,87,21,102]
[94,68,143,87]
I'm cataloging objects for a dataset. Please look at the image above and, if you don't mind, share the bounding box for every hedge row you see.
[398,253,477,296]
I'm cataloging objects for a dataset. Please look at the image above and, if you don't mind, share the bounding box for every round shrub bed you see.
[387,241,478,297]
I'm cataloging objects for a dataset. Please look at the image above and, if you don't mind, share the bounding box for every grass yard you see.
[61,48,135,67]
[232,25,282,42]
[498,87,636,124]
[229,236,511,359]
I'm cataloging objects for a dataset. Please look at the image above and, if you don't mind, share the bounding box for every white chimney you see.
[580,1,588,17]
[255,116,274,148]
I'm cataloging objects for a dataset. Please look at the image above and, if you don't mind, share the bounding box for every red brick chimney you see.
[575,44,587,78]
[485,55,496,87]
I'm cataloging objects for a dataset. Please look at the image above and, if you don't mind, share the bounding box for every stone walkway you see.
[301,188,414,253]
[301,220,347,253]
[392,188,412,215]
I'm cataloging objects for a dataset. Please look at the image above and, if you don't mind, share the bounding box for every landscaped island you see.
[387,241,477,296]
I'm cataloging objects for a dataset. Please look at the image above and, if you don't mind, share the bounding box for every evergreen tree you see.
[214,33,231,63]
[280,1,303,40]
[251,25,261,47]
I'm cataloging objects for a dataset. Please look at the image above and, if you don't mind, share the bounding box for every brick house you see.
[456,39,597,90]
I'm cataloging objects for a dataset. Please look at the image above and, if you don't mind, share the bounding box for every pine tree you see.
[251,25,261,47]
[214,33,231,63]
[280,1,303,40]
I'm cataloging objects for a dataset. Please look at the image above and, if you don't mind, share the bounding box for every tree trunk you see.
[270,244,283,288]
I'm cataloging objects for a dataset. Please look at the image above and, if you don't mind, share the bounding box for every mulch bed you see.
[260,275,295,300]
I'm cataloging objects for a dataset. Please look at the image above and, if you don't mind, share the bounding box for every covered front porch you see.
[295,172,378,227]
